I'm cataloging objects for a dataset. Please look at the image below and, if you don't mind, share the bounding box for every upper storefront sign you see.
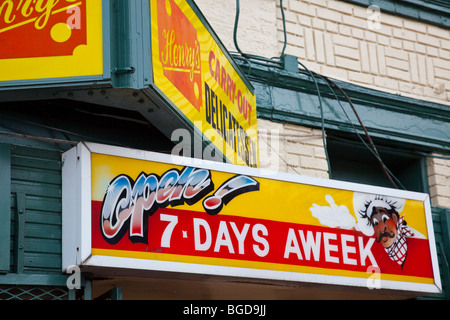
[150,0,259,168]
[0,0,104,84]
[62,143,441,294]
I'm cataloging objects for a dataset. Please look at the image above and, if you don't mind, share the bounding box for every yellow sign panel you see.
[0,0,103,82]
[151,0,259,168]
[64,143,440,293]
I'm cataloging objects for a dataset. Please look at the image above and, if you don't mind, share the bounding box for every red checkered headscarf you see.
[384,215,414,267]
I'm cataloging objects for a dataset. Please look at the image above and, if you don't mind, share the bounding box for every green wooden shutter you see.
[326,135,428,192]
[423,206,450,300]
[10,145,62,275]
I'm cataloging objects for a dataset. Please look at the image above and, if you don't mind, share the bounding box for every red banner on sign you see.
[91,202,433,279]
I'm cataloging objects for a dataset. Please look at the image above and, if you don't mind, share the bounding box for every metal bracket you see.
[114,67,136,75]
[283,54,299,73]
[14,193,26,274]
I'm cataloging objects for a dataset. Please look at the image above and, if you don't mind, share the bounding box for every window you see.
[326,133,428,193]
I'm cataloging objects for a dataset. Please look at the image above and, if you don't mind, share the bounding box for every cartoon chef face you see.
[369,206,399,248]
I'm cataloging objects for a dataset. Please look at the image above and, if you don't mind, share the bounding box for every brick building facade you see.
[196,0,450,210]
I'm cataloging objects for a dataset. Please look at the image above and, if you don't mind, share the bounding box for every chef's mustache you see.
[377,230,395,242]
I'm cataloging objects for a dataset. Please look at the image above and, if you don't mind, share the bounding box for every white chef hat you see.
[353,192,405,236]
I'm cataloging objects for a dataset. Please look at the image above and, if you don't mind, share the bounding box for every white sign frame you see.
[62,142,442,294]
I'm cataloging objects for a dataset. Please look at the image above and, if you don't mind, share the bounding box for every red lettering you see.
[209,50,215,78]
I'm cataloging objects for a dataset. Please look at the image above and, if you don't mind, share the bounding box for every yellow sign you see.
[0,0,103,82]
[151,0,259,168]
[61,143,441,293]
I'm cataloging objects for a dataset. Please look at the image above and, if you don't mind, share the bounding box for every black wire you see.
[0,131,78,146]
[0,113,127,147]
[231,54,284,69]
[232,0,403,188]
[297,61,332,176]
[279,0,287,59]
[313,74,406,189]
[233,0,286,67]
[320,75,400,189]
[233,0,245,57]
[295,61,403,189]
